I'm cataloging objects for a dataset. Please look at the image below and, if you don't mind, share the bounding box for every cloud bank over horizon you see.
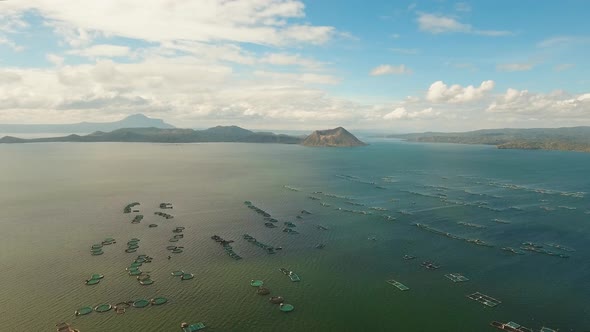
[0,0,588,132]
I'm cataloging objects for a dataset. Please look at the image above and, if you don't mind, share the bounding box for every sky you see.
[0,0,589,132]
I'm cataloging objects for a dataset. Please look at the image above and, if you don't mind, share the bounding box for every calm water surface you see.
[1,141,589,332]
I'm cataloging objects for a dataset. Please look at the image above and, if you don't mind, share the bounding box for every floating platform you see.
[386,279,409,291]
[467,292,501,307]
[445,273,469,283]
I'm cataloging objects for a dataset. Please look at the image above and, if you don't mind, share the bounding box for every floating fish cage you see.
[75,306,93,316]
[386,279,409,291]
[250,280,264,287]
[467,292,501,307]
[445,273,469,283]
[94,304,112,313]
[280,303,295,312]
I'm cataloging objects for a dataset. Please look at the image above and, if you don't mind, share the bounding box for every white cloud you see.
[417,13,511,36]
[537,36,590,48]
[487,88,590,119]
[46,54,64,66]
[4,0,335,47]
[383,107,439,120]
[253,70,340,85]
[260,53,324,69]
[370,64,412,76]
[0,36,23,51]
[426,80,495,103]
[554,63,575,72]
[390,48,419,55]
[497,63,534,72]
[67,44,132,58]
[454,2,471,12]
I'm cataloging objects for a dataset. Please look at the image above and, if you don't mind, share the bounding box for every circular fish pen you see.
[94,304,112,313]
[139,279,154,285]
[128,270,142,276]
[137,274,151,281]
[133,299,150,308]
[250,280,264,287]
[91,250,104,256]
[280,303,294,312]
[75,306,93,316]
[269,296,284,304]
[91,244,103,249]
[256,287,270,295]
[90,274,104,280]
[171,270,184,277]
[166,246,178,251]
[151,297,168,305]
[85,278,100,285]
[172,248,183,253]
[148,224,158,228]
[115,302,130,309]
[125,248,137,253]
[114,302,130,314]
[181,273,194,280]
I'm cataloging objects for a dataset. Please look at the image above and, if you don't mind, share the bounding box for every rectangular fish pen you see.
[445,273,469,282]
[467,292,501,307]
[386,279,410,291]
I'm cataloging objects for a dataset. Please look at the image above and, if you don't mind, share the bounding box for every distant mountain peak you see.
[303,127,366,147]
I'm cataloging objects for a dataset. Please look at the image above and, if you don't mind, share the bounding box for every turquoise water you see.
[0,140,589,331]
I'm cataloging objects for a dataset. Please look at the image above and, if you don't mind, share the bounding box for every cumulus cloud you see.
[487,88,590,118]
[417,13,511,36]
[383,107,439,120]
[370,64,412,76]
[3,0,335,47]
[67,44,132,58]
[260,53,324,69]
[426,80,495,103]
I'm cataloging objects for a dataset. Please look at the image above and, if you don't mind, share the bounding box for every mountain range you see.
[0,114,174,134]
[387,127,590,153]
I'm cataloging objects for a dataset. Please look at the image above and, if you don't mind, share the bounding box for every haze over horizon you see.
[1,0,589,131]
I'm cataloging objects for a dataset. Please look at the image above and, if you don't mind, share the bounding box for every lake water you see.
[1,140,589,332]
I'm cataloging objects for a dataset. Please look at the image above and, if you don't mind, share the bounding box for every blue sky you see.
[0,0,589,131]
